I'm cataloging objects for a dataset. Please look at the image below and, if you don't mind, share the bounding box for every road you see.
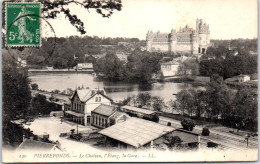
[23,117,102,154]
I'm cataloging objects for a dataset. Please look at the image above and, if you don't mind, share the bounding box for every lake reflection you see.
[29,73,204,102]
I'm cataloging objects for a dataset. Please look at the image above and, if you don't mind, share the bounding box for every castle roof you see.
[152,33,170,42]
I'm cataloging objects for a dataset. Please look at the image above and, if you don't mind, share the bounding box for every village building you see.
[64,88,113,126]
[153,129,200,150]
[146,18,210,54]
[91,104,130,128]
[243,80,258,88]
[64,99,71,112]
[99,117,174,149]
[160,60,180,77]
[16,138,61,153]
[120,105,157,120]
[76,63,94,71]
[225,74,251,85]
[115,53,128,63]
[17,57,27,67]
[160,56,193,77]
[99,117,200,150]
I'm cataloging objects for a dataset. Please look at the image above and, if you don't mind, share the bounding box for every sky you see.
[45,0,258,40]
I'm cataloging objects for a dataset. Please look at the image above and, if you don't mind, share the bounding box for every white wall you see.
[85,94,111,114]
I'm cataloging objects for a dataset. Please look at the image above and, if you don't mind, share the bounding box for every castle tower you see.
[146,30,153,51]
[169,29,177,54]
[198,19,210,54]
[192,31,199,55]
[196,18,200,32]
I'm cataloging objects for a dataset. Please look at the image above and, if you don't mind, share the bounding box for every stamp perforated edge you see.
[5,1,42,47]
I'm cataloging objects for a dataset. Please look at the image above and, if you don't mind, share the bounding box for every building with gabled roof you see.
[16,139,61,153]
[65,88,113,126]
[121,105,157,119]
[99,117,174,149]
[76,63,94,72]
[91,104,130,128]
[99,117,201,150]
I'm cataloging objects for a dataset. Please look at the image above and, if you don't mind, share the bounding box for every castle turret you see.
[146,30,153,51]
[196,18,200,32]
[192,31,199,55]
[169,29,177,53]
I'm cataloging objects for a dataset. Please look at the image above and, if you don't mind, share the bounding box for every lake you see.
[29,73,204,102]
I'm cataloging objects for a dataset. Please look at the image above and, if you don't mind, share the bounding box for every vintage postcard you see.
[1,0,258,163]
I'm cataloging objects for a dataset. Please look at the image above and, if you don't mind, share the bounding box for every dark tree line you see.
[200,49,257,79]
[2,53,60,147]
[9,36,145,69]
[29,94,62,116]
[211,39,257,52]
[94,50,163,85]
[2,54,32,122]
[175,75,257,132]
[2,53,33,147]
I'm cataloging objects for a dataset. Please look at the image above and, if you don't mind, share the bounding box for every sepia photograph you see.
[1,0,258,162]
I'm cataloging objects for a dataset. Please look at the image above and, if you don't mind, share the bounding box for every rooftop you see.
[71,88,111,102]
[99,117,174,148]
[161,60,180,65]
[92,104,117,117]
[109,111,125,120]
[16,139,56,152]
[121,105,156,115]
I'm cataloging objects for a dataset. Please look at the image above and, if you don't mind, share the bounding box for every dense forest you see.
[175,75,258,132]
[4,36,146,69]
[3,37,258,82]
[199,41,258,79]
[211,38,257,52]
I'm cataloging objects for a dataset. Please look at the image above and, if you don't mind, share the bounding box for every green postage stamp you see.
[5,2,41,47]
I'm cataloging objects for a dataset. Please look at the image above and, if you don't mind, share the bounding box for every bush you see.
[207,142,218,148]
[167,136,183,148]
[181,119,195,131]
[202,128,210,136]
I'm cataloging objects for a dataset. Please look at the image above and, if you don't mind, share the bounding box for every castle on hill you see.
[146,18,211,55]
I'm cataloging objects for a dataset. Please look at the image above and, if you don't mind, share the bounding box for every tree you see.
[181,119,195,131]
[205,74,235,119]
[31,83,39,90]
[178,59,199,76]
[41,0,122,34]
[202,128,210,136]
[30,94,59,115]
[3,122,34,147]
[151,96,164,112]
[120,96,132,106]
[136,92,152,107]
[176,89,196,116]
[167,136,183,149]
[232,86,258,132]
[200,49,257,79]
[2,53,32,147]
[2,54,32,122]
[95,53,126,81]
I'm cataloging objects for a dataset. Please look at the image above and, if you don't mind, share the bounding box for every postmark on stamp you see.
[6,2,41,47]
